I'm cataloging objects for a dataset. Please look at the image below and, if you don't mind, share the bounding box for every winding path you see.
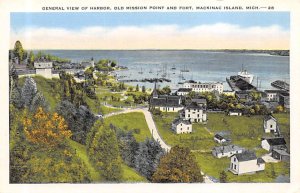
[103,108,214,183]
[104,108,171,152]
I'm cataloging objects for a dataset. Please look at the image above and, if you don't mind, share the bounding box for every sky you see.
[10,12,290,50]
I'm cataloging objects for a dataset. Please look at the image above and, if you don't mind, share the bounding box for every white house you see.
[261,137,287,151]
[183,80,223,94]
[263,115,277,133]
[212,145,244,158]
[34,61,53,79]
[228,109,242,116]
[181,102,207,123]
[176,88,192,96]
[214,134,227,144]
[229,151,265,175]
[171,118,192,134]
[264,90,280,102]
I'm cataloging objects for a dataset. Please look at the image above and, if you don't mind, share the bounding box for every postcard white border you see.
[1,0,300,193]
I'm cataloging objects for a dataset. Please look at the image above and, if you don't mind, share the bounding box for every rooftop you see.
[234,151,257,162]
[213,145,244,154]
[185,102,203,110]
[172,118,191,126]
[265,137,286,146]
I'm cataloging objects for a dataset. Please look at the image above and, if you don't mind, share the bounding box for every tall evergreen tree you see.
[152,146,203,183]
[30,92,49,112]
[13,40,25,63]
[21,77,37,107]
[135,138,164,180]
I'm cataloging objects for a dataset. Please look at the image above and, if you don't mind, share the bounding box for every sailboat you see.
[138,67,143,74]
[180,64,189,72]
[171,64,176,70]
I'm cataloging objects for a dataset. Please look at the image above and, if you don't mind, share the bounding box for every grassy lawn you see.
[193,152,230,178]
[193,152,290,183]
[153,113,215,151]
[68,139,147,183]
[104,112,152,142]
[68,139,102,182]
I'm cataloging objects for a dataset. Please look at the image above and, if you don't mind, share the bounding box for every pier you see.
[118,78,171,83]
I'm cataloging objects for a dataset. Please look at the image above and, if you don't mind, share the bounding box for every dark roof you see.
[235,151,257,162]
[265,137,286,146]
[264,115,276,122]
[229,109,242,113]
[214,134,225,140]
[191,98,207,104]
[264,90,284,93]
[172,118,191,125]
[185,80,197,83]
[257,158,265,164]
[272,149,290,156]
[185,102,203,110]
[150,95,182,107]
[178,88,192,92]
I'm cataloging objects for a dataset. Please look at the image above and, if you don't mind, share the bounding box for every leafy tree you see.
[135,138,165,180]
[21,77,37,107]
[219,170,228,183]
[22,107,72,147]
[13,40,25,63]
[88,125,123,181]
[152,146,203,183]
[136,84,139,92]
[161,86,171,95]
[275,105,284,113]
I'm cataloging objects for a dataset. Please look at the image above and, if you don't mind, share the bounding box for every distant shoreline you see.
[22,49,290,57]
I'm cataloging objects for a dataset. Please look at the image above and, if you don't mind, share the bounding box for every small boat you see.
[171,64,176,70]
[138,67,143,74]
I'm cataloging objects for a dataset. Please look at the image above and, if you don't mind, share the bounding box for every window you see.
[231,163,233,169]
[270,125,273,128]
[234,165,236,170]
[234,158,236,162]
[188,114,190,118]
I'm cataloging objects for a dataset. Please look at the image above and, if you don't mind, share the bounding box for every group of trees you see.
[9,67,92,183]
[185,91,271,115]
[11,41,70,69]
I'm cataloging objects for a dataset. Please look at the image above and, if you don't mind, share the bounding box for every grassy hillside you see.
[104,112,152,142]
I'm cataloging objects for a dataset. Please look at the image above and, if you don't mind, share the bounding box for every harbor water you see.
[40,50,290,91]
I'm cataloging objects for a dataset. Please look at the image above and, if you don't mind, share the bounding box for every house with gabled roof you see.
[149,83,184,112]
[229,151,265,175]
[181,102,207,123]
[212,145,244,158]
[214,134,227,144]
[263,114,278,133]
[261,137,287,152]
[171,118,192,134]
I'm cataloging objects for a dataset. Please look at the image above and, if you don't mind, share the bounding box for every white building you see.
[228,109,242,116]
[263,115,277,133]
[181,102,207,123]
[214,134,227,144]
[261,137,287,151]
[183,80,223,94]
[229,151,265,175]
[34,61,53,79]
[264,90,281,102]
[171,118,192,134]
[176,88,192,96]
[212,145,244,158]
